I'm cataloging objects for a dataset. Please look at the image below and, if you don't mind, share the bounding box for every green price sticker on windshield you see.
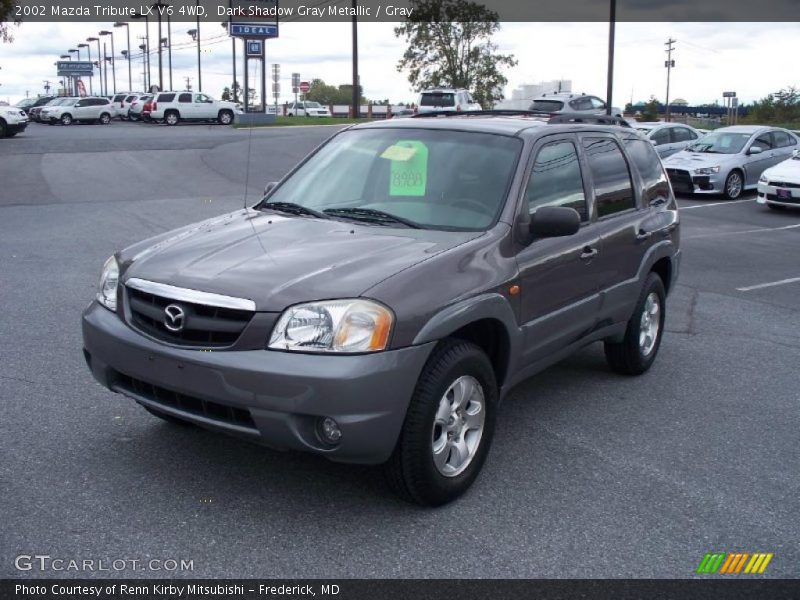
[385,141,428,197]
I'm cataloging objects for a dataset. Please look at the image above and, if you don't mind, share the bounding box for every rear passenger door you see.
[579,134,655,327]
[515,134,604,364]
[176,92,194,119]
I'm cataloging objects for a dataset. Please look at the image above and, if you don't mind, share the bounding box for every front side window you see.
[751,133,773,151]
[524,141,587,220]
[263,128,522,231]
[195,94,212,103]
[651,128,670,145]
[583,137,635,217]
[589,97,606,109]
[570,97,593,111]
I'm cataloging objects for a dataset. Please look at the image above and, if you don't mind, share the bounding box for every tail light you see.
[152,101,157,111]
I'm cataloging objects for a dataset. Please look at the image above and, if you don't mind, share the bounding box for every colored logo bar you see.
[697,552,773,574]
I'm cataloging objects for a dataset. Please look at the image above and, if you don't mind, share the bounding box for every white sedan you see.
[757,150,800,210]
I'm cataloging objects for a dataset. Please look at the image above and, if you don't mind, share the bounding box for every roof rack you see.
[411,110,548,119]
[547,113,631,127]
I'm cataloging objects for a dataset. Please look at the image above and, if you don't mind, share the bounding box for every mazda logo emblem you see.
[163,304,186,332]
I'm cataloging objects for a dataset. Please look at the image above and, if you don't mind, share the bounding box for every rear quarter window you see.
[420,93,455,107]
[582,137,636,217]
[157,93,176,103]
[623,137,671,205]
[531,100,564,113]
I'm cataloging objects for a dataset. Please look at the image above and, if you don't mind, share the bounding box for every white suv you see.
[150,91,242,125]
[42,97,116,125]
[416,89,482,114]
[0,105,29,137]
[286,101,332,117]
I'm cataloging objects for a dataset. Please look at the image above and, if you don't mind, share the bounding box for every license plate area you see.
[777,188,792,199]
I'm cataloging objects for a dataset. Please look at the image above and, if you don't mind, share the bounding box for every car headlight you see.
[759,174,768,184]
[268,299,393,353]
[693,166,720,175]
[96,255,119,312]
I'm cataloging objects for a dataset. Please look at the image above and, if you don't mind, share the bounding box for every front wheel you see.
[604,272,666,375]
[767,203,786,211]
[99,113,111,125]
[60,113,73,126]
[385,339,497,506]
[0,120,6,137]
[724,170,743,200]
[218,110,234,125]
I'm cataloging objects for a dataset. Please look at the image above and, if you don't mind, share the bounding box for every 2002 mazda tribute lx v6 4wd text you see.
[82,112,680,505]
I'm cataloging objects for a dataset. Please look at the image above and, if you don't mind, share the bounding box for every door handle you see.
[636,229,652,241]
[580,246,598,260]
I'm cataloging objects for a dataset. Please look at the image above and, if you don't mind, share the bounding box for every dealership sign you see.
[229,0,279,38]
[57,61,94,76]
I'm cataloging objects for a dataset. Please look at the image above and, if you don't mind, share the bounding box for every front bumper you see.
[82,302,434,464]
[665,168,724,194]
[757,182,800,207]
[6,120,28,134]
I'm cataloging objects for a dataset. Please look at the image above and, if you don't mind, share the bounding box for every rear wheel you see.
[724,170,743,200]
[164,110,180,126]
[60,113,73,126]
[218,110,234,125]
[385,339,497,506]
[0,119,6,137]
[604,272,666,375]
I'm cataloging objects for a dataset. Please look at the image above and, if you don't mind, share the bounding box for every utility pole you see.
[184,76,193,91]
[351,0,359,118]
[605,0,616,115]
[664,37,675,123]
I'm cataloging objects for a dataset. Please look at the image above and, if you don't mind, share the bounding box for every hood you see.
[763,157,800,181]
[121,209,481,311]
[662,150,736,169]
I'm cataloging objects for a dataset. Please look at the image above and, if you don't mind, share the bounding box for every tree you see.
[394,0,517,108]
[221,87,232,101]
[639,96,661,122]
[1,0,20,43]
[744,86,800,125]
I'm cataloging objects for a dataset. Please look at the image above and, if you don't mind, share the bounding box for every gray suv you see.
[82,113,680,505]
[530,92,623,118]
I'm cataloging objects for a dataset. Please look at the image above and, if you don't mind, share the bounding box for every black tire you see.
[604,272,666,375]
[385,339,497,506]
[164,110,180,126]
[767,203,786,211]
[60,113,73,126]
[723,170,744,200]
[6,132,17,137]
[0,119,6,137]
[99,113,111,125]
[143,406,194,427]
[218,110,234,125]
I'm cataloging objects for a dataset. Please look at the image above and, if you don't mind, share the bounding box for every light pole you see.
[167,14,173,90]
[60,55,72,96]
[78,43,92,94]
[138,43,148,90]
[68,49,80,96]
[188,23,201,92]
[114,22,132,92]
[87,37,102,95]
[132,12,151,91]
[161,38,173,90]
[351,0,358,118]
[605,0,616,115]
[99,31,116,94]
[151,1,168,91]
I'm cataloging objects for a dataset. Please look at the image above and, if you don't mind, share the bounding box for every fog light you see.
[320,417,342,444]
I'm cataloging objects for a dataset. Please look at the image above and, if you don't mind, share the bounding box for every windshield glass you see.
[263,128,522,231]
[304,101,321,108]
[530,100,564,112]
[420,93,455,107]
[687,132,751,154]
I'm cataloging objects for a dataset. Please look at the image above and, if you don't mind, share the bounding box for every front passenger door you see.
[516,136,603,365]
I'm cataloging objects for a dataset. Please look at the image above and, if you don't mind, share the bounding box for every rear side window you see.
[93,98,109,106]
[672,127,696,142]
[125,95,136,102]
[524,141,587,220]
[531,100,564,113]
[773,131,796,147]
[569,97,593,111]
[582,137,635,217]
[178,93,192,103]
[420,93,455,107]
[623,137,671,205]
[157,93,176,103]
[113,94,126,102]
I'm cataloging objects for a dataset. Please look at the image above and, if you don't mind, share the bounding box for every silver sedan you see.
[635,122,703,158]
[662,126,800,199]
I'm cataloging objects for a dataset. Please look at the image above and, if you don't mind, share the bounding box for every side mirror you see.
[748,146,763,155]
[263,181,278,197]
[529,206,581,238]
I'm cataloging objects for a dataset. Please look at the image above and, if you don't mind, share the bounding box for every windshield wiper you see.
[323,207,425,229]
[261,201,329,219]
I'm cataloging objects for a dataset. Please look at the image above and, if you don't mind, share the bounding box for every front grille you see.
[666,168,694,193]
[115,372,258,431]
[127,287,253,347]
[767,193,800,204]
[768,180,800,189]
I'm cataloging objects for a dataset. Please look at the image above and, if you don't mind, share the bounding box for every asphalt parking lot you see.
[1,121,798,578]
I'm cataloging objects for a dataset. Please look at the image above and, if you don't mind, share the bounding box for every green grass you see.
[235,116,370,128]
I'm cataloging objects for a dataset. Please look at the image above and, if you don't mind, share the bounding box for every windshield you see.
[420,93,455,107]
[687,132,751,154]
[263,128,522,231]
[530,100,564,113]
[304,101,321,108]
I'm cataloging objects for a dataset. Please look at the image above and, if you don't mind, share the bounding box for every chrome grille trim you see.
[125,277,256,311]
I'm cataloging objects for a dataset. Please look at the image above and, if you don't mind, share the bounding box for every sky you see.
[1,21,799,106]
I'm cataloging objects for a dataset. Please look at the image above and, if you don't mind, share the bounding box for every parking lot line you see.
[680,198,755,209]
[685,223,800,239]
[736,276,800,292]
